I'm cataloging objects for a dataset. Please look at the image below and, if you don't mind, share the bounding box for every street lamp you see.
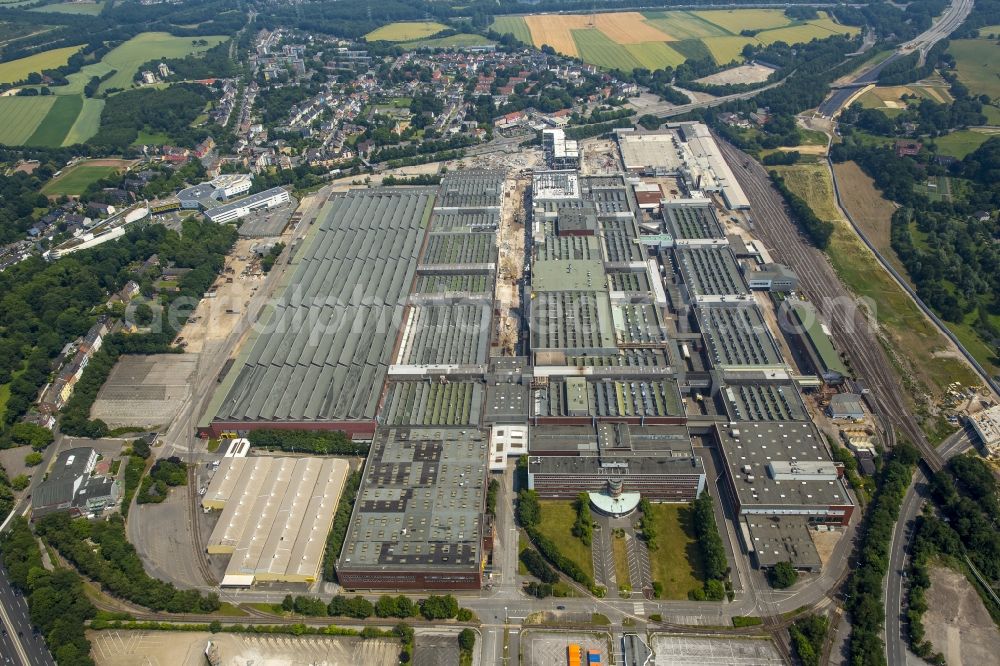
[504,606,508,625]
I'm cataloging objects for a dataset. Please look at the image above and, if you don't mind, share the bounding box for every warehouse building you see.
[672,245,749,301]
[200,187,435,437]
[662,199,726,244]
[714,421,854,526]
[202,456,350,586]
[694,302,785,369]
[746,263,798,292]
[780,297,848,385]
[336,427,488,590]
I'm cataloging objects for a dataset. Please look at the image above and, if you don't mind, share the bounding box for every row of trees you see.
[322,470,361,582]
[846,443,919,666]
[516,489,595,590]
[690,493,728,601]
[769,171,835,249]
[278,592,470,622]
[572,492,593,546]
[247,429,368,456]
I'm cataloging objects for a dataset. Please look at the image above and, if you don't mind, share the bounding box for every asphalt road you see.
[886,427,972,666]
[0,560,54,666]
[817,0,974,117]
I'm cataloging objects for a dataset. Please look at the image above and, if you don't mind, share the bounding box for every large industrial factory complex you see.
[195,122,856,590]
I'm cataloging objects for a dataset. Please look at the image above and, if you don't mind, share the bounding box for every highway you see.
[0,539,56,666]
[649,79,785,120]
[817,0,974,117]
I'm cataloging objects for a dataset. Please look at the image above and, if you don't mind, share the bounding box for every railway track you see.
[718,139,943,473]
[187,466,217,587]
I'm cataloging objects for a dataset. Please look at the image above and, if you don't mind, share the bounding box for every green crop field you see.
[949,39,1000,100]
[41,163,119,196]
[490,16,532,44]
[701,35,756,64]
[97,32,226,93]
[0,96,56,145]
[25,93,82,146]
[641,11,729,39]
[692,9,791,33]
[758,20,856,47]
[572,29,644,71]
[30,1,104,15]
[365,21,447,42]
[624,41,686,70]
[0,45,83,83]
[62,97,103,145]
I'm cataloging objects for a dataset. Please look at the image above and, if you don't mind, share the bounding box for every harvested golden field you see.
[524,14,590,56]
[832,161,897,262]
[591,12,674,44]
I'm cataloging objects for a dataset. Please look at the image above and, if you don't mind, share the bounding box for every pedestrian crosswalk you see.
[632,602,645,616]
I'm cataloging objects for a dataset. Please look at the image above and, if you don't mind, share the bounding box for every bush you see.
[458,628,476,652]
[768,561,798,589]
[733,616,763,627]
[24,452,43,466]
[10,474,29,491]
[525,581,552,598]
[516,489,540,527]
[420,594,459,620]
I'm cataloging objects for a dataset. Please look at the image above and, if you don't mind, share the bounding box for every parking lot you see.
[522,629,610,666]
[88,630,400,666]
[650,635,784,666]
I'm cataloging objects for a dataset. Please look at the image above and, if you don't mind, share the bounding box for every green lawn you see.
[41,163,119,196]
[932,130,993,158]
[612,532,631,591]
[132,129,171,146]
[0,382,10,422]
[949,38,1000,100]
[97,32,227,94]
[26,94,82,146]
[536,500,594,580]
[645,503,704,599]
[365,21,447,42]
[490,16,532,44]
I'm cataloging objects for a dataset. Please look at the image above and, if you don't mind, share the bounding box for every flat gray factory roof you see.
[663,201,725,240]
[532,257,606,291]
[536,234,600,261]
[695,303,783,368]
[209,188,434,424]
[529,452,703,478]
[380,381,483,427]
[601,217,645,263]
[530,423,693,456]
[674,246,748,297]
[744,516,822,569]
[716,422,853,509]
[532,378,683,418]
[435,169,504,209]
[337,427,487,572]
[484,380,529,423]
[720,381,808,422]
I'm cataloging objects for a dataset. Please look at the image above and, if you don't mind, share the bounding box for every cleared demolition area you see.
[202,456,351,586]
[90,354,197,427]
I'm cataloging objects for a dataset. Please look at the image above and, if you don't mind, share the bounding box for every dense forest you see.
[88,83,217,152]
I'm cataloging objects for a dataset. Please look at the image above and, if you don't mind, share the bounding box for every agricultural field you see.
[61,97,103,145]
[365,21,447,42]
[857,84,953,112]
[491,16,532,44]
[0,44,82,83]
[494,9,856,68]
[41,161,123,196]
[96,32,226,93]
[0,96,56,145]
[30,1,104,15]
[25,93,81,146]
[949,38,1000,100]
[403,33,494,49]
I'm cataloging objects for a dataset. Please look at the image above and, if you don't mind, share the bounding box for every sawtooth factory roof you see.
[207,188,434,427]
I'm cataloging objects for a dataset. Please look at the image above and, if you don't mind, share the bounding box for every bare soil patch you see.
[923,566,1000,666]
